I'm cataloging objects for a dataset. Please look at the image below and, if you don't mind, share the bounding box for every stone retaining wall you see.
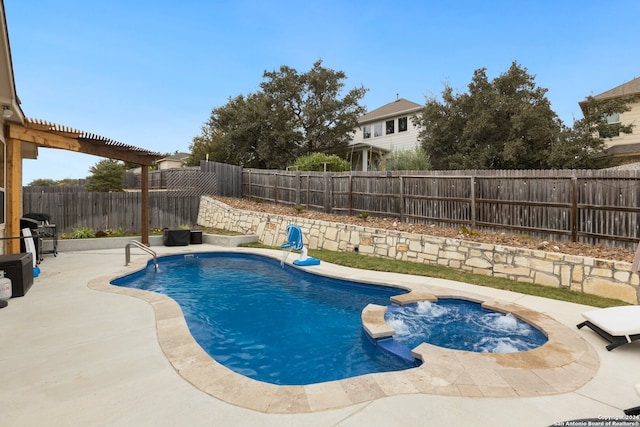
[198,196,639,304]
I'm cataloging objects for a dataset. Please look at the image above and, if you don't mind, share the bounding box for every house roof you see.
[602,142,640,157]
[579,77,640,112]
[0,0,24,123]
[358,98,422,124]
[158,152,190,162]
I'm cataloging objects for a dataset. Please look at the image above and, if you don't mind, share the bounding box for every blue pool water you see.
[385,300,548,353]
[111,252,417,385]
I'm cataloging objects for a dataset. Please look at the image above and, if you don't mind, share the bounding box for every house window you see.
[601,113,621,138]
[363,125,371,139]
[386,120,394,134]
[374,122,383,137]
[398,116,408,132]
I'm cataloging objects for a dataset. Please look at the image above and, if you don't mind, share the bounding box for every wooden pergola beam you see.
[8,124,156,166]
[5,122,161,253]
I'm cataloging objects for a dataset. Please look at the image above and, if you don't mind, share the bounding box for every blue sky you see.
[5,0,640,184]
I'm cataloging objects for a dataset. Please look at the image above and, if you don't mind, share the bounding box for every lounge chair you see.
[624,384,640,416]
[281,224,320,266]
[577,305,640,351]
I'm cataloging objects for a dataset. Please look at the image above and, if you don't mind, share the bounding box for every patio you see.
[1,245,638,426]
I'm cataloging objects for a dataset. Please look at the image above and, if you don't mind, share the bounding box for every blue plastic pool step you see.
[376,337,422,366]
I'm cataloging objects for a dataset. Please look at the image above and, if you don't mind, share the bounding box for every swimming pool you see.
[112,252,418,385]
[96,248,597,411]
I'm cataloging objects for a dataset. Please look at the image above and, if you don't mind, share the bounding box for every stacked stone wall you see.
[198,196,639,304]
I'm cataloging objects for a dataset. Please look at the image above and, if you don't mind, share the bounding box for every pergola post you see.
[6,135,22,254]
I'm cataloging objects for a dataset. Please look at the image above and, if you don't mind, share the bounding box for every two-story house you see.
[579,77,640,164]
[349,98,422,171]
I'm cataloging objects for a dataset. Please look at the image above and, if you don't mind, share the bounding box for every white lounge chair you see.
[577,305,640,351]
[624,383,640,416]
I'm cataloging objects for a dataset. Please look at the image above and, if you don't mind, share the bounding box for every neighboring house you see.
[579,77,640,163]
[156,152,190,170]
[349,98,422,171]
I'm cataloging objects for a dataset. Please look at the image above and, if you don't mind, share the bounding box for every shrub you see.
[105,227,127,237]
[70,226,96,239]
[384,146,431,171]
[292,153,350,172]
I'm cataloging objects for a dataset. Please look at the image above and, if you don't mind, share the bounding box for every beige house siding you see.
[604,101,640,149]
[580,77,640,161]
[157,159,185,170]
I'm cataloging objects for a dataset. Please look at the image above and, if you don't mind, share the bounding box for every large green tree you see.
[415,62,565,170]
[85,159,125,192]
[190,60,367,169]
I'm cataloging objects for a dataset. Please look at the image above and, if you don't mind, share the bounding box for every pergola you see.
[5,118,163,254]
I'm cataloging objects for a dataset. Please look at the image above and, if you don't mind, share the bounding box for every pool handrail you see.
[125,240,158,271]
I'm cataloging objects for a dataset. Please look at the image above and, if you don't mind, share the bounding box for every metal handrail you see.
[125,240,158,271]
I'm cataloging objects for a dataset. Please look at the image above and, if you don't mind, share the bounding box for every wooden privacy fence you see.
[23,186,200,233]
[23,162,243,234]
[243,168,640,250]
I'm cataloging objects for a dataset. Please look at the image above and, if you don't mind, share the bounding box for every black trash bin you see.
[163,229,190,246]
[190,231,203,244]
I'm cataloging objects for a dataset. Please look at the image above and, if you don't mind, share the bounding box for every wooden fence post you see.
[274,172,278,204]
[306,173,311,209]
[295,170,301,206]
[470,176,476,228]
[348,174,353,216]
[399,175,404,223]
[571,176,578,242]
[247,169,252,199]
[324,172,331,213]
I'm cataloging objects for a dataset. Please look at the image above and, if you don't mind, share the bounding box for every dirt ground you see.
[214,196,637,263]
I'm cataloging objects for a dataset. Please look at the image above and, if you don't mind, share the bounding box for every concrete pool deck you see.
[1,245,639,426]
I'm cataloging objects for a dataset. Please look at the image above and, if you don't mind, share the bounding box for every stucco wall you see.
[198,196,639,304]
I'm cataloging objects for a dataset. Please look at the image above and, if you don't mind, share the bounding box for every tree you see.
[27,178,57,186]
[186,127,224,167]
[85,159,126,192]
[200,92,293,168]
[260,60,367,155]
[190,60,367,168]
[26,178,80,186]
[415,62,564,169]
[291,153,350,172]
[57,178,81,186]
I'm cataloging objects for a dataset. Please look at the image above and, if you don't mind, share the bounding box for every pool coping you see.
[88,248,599,414]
